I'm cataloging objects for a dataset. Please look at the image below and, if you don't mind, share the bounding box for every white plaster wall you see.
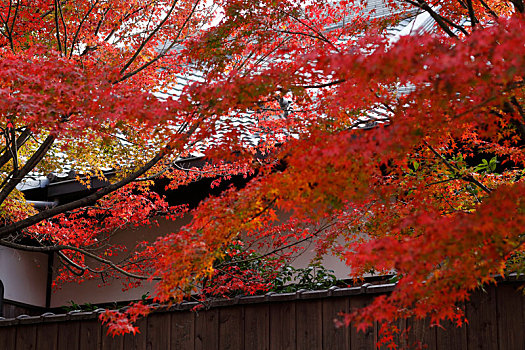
[50,216,190,307]
[50,276,156,307]
[50,211,353,307]
[287,239,352,279]
[0,246,48,307]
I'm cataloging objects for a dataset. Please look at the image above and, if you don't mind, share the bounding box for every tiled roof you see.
[154,5,427,153]
[17,4,435,192]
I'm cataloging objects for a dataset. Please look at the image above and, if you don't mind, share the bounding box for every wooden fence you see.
[0,282,524,350]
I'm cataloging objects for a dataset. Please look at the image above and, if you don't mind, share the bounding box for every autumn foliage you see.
[1,0,525,344]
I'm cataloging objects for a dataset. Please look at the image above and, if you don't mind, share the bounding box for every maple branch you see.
[117,0,201,83]
[8,0,19,49]
[272,28,333,44]
[94,6,110,37]
[403,0,459,38]
[222,236,309,268]
[239,37,290,76]
[300,79,346,89]
[0,133,55,205]
[57,0,68,56]
[510,0,525,13]
[0,114,199,238]
[454,81,525,119]
[277,8,339,51]
[135,153,202,181]
[500,101,525,141]
[478,0,499,19]
[54,0,63,53]
[0,239,157,280]
[69,0,99,58]
[58,251,88,276]
[217,223,334,268]
[101,4,149,43]
[510,96,525,123]
[0,0,17,51]
[0,126,28,170]
[423,140,492,194]
[465,0,479,28]
[119,0,179,77]
[9,124,17,171]
[0,149,166,239]
[423,177,461,188]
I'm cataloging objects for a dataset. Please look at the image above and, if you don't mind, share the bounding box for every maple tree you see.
[1,0,525,345]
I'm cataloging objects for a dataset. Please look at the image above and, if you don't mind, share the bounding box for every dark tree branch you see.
[465,0,479,28]
[478,0,499,19]
[510,0,524,13]
[277,7,339,52]
[54,0,62,53]
[57,0,68,56]
[300,79,346,89]
[403,0,459,38]
[0,239,156,280]
[0,147,165,239]
[423,140,492,194]
[8,0,19,45]
[117,0,201,83]
[0,134,55,205]
[9,123,17,172]
[0,128,29,170]
[119,0,179,76]
[69,0,99,58]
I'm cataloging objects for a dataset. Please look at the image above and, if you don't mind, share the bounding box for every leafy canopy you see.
[1,0,525,343]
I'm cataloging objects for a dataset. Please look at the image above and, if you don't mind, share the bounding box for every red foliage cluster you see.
[0,1,524,346]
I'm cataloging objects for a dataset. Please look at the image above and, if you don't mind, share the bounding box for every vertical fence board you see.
[0,326,16,349]
[195,308,219,350]
[36,323,58,350]
[296,300,323,350]
[497,284,525,350]
[407,318,436,350]
[244,304,269,350]
[146,313,171,350]
[269,301,296,350]
[16,324,37,350]
[220,306,244,350]
[466,286,498,350]
[101,332,123,350]
[122,318,147,350]
[79,320,101,350]
[436,303,467,350]
[4,283,525,350]
[322,297,349,350]
[436,322,468,350]
[171,311,195,350]
[57,321,80,350]
[349,295,376,350]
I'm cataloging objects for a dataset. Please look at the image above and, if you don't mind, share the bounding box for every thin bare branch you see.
[69,0,99,58]
[1,240,157,280]
[54,0,63,53]
[117,0,201,83]
[119,0,179,77]
[403,0,459,37]
[465,0,479,28]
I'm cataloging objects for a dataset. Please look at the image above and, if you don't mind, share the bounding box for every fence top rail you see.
[1,273,523,327]
[0,282,397,327]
